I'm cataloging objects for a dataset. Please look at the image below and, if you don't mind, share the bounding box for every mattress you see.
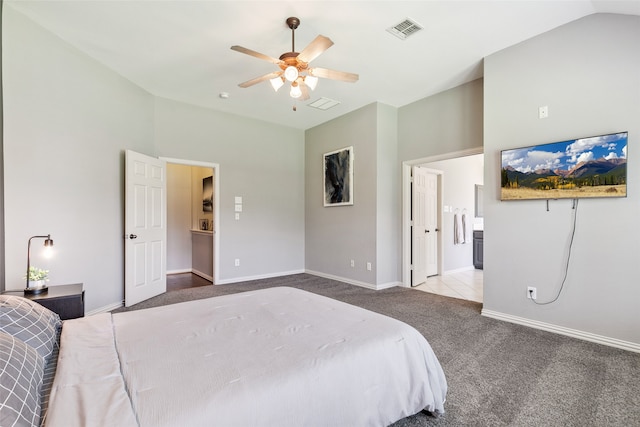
[45,287,447,426]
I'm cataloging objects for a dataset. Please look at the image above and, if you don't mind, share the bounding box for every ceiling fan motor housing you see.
[286,17,300,30]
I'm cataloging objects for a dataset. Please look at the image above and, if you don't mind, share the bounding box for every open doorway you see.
[162,157,220,286]
[402,148,483,302]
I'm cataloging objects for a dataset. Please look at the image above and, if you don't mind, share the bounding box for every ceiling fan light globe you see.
[270,77,284,92]
[290,84,302,98]
[284,66,299,82]
[305,75,318,91]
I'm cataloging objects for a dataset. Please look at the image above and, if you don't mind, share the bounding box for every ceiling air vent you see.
[386,18,423,40]
[308,97,341,111]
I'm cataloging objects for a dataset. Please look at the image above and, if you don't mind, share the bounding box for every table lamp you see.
[25,234,54,295]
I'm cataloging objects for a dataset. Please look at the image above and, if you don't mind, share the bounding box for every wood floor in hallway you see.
[166,273,212,292]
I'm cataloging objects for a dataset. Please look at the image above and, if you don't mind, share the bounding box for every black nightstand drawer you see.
[3,283,84,320]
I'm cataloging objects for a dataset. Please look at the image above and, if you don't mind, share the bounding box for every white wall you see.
[421,154,484,272]
[484,14,640,346]
[3,7,155,311]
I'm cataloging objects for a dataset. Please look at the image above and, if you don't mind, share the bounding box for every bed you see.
[1,287,447,426]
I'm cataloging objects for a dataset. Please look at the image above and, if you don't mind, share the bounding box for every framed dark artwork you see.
[323,146,353,207]
[202,176,213,212]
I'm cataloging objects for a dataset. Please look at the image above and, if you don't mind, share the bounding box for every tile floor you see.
[413,268,483,303]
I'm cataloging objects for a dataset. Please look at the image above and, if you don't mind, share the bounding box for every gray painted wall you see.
[153,97,305,283]
[304,102,400,288]
[3,8,305,311]
[375,104,400,285]
[3,7,155,311]
[4,6,637,348]
[305,104,379,285]
[398,79,484,162]
[484,14,640,344]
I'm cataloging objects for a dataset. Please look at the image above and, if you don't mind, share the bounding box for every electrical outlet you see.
[366,262,372,271]
[527,286,537,300]
[234,259,240,267]
[350,259,355,268]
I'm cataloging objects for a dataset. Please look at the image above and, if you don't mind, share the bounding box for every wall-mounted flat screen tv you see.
[501,131,627,201]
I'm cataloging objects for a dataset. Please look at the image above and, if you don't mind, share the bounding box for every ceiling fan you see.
[230,17,359,103]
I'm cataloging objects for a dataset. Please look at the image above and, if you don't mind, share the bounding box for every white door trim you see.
[401,147,483,288]
[160,157,220,285]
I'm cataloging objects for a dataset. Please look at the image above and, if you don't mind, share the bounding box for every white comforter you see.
[45,287,446,426]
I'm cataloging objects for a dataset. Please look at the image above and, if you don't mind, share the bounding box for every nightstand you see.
[3,283,84,320]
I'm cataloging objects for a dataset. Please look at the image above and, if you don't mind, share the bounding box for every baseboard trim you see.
[192,269,213,282]
[305,270,400,291]
[377,280,402,290]
[167,269,192,275]
[481,309,640,354]
[216,269,306,285]
[85,301,123,316]
[443,265,475,275]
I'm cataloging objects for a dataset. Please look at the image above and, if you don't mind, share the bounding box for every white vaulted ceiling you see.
[6,0,640,130]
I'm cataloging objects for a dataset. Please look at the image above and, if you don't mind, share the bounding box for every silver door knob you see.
[128,234,137,239]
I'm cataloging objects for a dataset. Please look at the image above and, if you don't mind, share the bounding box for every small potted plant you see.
[26,266,49,288]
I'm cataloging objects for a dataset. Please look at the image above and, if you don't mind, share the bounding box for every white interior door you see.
[425,171,439,277]
[125,150,167,307]
[411,166,428,286]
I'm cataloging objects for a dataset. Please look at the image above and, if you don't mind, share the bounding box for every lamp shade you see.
[305,75,318,91]
[289,84,302,99]
[269,76,284,92]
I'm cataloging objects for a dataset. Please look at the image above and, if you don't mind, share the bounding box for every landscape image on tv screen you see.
[501,131,627,201]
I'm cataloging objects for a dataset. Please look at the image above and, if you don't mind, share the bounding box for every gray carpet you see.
[113,274,640,426]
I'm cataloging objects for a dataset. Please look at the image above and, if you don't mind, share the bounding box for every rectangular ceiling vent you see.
[308,97,341,111]
[386,18,423,40]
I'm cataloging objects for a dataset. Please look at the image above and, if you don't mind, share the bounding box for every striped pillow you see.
[0,296,61,360]
[0,332,45,427]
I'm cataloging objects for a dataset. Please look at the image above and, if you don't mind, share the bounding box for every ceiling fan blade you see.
[238,71,283,88]
[309,67,359,83]
[230,45,283,65]
[297,35,334,63]
[299,83,310,101]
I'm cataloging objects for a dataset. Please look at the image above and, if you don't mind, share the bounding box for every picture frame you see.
[199,218,209,231]
[323,146,354,207]
[202,176,213,212]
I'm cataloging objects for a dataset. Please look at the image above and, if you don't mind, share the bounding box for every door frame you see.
[401,147,483,288]
[160,157,220,285]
